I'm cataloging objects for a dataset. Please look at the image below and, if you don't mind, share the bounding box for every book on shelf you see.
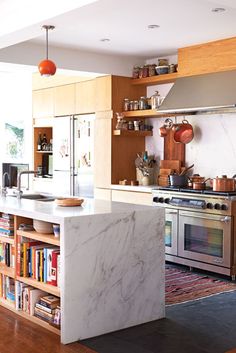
[1,213,14,220]
[0,274,15,304]
[0,243,15,268]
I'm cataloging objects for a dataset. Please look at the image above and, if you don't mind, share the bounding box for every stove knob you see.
[153,197,159,203]
[165,198,170,204]
[206,202,213,209]
[221,204,228,211]
[159,197,164,203]
[214,203,221,210]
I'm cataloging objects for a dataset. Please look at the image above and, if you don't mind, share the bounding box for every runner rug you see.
[166,265,236,305]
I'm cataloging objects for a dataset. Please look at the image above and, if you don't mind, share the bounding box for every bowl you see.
[155,65,169,75]
[33,219,53,234]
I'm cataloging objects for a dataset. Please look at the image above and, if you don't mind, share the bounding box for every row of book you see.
[17,237,60,287]
[0,275,61,327]
[0,243,15,267]
[0,213,14,238]
[15,282,61,326]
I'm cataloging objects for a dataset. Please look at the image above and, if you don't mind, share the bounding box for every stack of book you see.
[34,295,60,324]
[17,237,60,287]
[0,214,14,238]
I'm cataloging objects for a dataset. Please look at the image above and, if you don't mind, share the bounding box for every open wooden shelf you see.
[122,110,180,118]
[131,72,178,86]
[0,264,15,278]
[113,130,153,137]
[0,235,14,245]
[36,151,53,154]
[16,276,60,297]
[17,230,60,246]
[0,297,60,335]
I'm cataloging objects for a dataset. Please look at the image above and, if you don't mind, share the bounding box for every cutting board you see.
[160,159,181,171]
[164,126,185,165]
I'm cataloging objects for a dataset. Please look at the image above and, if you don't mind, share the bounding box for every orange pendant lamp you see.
[38,25,56,77]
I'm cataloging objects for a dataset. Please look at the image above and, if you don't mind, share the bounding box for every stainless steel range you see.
[152,187,236,279]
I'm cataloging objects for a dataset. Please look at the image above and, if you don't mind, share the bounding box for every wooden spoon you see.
[179,164,194,176]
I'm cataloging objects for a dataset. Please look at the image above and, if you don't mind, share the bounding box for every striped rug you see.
[166,264,236,305]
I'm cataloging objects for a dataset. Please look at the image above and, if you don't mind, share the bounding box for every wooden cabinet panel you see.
[54,84,75,116]
[111,190,152,205]
[94,117,112,188]
[94,188,112,200]
[178,37,236,77]
[95,76,112,112]
[32,88,54,118]
[75,79,95,114]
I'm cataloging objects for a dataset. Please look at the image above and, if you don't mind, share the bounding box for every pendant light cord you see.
[46,27,48,60]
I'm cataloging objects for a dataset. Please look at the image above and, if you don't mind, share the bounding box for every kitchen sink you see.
[20,194,55,201]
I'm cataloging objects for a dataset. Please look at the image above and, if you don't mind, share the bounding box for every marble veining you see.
[62,207,165,343]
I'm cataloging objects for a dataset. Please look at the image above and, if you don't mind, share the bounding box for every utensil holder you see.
[136,168,154,186]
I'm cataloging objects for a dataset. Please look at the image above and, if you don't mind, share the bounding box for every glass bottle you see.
[37,132,42,151]
[123,98,130,111]
[41,133,48,151]
[115,113,124,130]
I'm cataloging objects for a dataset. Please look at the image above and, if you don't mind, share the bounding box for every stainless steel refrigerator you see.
[53,114,95,197]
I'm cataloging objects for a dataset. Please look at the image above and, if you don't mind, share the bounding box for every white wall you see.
[145,106,236,179]
[0,70,33,185]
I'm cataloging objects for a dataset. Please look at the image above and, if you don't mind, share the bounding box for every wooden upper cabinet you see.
[95,76,112,112]
[32,88,54,118]
[54,84,75,116]
[75,79,96,114]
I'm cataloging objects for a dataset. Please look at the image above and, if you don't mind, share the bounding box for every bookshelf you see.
[0,213,61,335]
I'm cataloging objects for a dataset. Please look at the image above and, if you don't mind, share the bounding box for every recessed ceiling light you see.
[100,38,110,42]
[212,7,226,13]
[147,24,160,29]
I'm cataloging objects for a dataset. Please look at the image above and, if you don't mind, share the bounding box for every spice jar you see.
[138,96,147,110]
[121,120,128,130]
[142,65,149,78]
[138,66,144,79]
[123,98,130,111]
[133,120,140,131]
[115,113,124,130]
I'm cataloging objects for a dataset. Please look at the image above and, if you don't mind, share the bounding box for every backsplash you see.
[146,112,236,179]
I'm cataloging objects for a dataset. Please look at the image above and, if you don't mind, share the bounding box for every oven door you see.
[178,210,232,268]
[165,209,178,256]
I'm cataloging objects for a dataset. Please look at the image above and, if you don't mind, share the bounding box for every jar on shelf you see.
[133,120,140,131]
[123,98,130,111]
[151,91,162,109]
[132,66,140,79]
[129,100,134,111]
[133,100,139,110]
[148,64,156,77]
[122,120,128,130]
[138,66,144,79]
[138,96,147,110]
[142,65,149,78]
[128,121,134,130]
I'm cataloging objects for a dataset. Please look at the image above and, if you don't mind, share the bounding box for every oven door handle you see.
[179,211,231,222]
[166,211,178,215]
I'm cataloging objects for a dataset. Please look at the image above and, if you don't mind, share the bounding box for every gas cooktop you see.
[155,186,236,197]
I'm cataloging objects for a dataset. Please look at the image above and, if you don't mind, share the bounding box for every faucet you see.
[1,172,10,197]
[16,170,36,199]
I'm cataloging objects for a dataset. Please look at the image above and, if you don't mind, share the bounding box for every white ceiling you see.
[25,0,236,58]
[0,0,236,76]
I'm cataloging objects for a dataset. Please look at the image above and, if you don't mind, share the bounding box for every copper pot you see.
[189,175,205,183]
[213,175,236,192]
[173,119,194,144]
[192,178,210,190]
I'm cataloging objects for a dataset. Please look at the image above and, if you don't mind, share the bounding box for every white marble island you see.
[0,197,165,344]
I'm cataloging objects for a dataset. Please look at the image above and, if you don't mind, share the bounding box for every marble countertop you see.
[0,196,156,223]
[111,184,158,193]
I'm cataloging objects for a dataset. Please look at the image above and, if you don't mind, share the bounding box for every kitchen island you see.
[0,196,165,344]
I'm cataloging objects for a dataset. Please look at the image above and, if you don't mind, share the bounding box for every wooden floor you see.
[0,306,97,353]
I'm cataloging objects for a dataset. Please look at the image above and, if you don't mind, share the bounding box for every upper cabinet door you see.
[95,76,112,112]
[54,84,75,116]
[32,88,54,118]
[75,80,96,114]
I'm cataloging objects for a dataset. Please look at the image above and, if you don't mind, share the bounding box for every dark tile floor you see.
[82,290,236,353]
